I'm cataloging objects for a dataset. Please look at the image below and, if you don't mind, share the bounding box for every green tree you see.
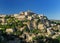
[56,36,60,43]
[30,29,40,34]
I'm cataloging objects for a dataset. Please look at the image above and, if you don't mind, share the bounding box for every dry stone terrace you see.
[0,11,60,43]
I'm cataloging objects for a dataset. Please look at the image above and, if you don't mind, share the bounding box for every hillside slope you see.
[0,11,60,43]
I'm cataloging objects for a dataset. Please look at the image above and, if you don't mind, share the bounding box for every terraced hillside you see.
[0,11,60,43]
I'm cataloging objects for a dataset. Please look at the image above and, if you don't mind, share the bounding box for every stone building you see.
[6,28,13,34]
[32,19,38,29]
[0,15,6,25]
[38,23,46,30]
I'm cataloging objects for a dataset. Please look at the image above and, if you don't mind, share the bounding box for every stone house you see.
[23,22,31,30]
[45,20,50,27]
[27,16,33,20]
[38,23,46,30]
[47,29,55,35]
[23,21,33,30]
[22,32,36,42]
[18,26,26,31]
[13,14,19,17]
[38,14,44,19]
[24,11,35,16]
[0,15,6,25]
[6,28,13,34]
[14,13,26,20]
[32,19,38,29]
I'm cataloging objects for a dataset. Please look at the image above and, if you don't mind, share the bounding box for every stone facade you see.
[38,23,45,30]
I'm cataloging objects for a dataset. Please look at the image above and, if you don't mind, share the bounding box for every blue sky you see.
[0,0,60,20]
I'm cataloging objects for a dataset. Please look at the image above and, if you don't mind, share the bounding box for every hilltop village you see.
[0,11,60,43]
